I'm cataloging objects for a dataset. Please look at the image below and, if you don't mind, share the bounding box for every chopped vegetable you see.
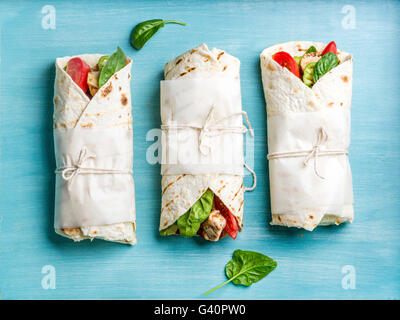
[160,223,179,236]
[65,57,91,92]
[303,62,316,87]
[321,41,337,55]
[300,52,321,72]
[272,41,340,87]
[98,47,127,88]
[313,52,339,82]
[223,211,239,239]
[272,51,300,78]
[293,56,302,67]
[131,19,186,50]
[176,189,214,237]
[98,55,110,71]
[213,195,238,239]
[204,250,277,295]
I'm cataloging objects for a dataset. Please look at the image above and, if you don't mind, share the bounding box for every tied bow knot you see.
[55,147,132,183]
[61,147,96,181]
[303,127,328,179]
[197,106,254,156]
[161,105,256,192]
[267,127,349,180]
[198,107,214,155]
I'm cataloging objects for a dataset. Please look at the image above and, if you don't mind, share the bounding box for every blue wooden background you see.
[0,0,399,300]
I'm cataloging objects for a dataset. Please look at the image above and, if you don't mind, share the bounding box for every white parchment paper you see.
[160,78,244,176]
[54,128,135,228]
[268,108,353,213]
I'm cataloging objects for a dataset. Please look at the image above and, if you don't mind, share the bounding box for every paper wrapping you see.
[53,54,136,244]
[260,41,354,230]
[160,78,244,175]
[160,44,245,233]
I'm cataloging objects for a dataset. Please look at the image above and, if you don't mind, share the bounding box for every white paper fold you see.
[160,78,244,176]
[268,109,353,213]
[54,129,135,228]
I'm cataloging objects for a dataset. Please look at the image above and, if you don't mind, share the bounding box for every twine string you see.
[161,106,256,192]
[55,147,132,183]
[267,127,348,179]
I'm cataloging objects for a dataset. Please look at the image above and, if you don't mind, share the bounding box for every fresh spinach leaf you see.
[204,250,277,295]
[160,223,178,236]
[305,45,317,54]
[131,19,186,50]
[177,189,214,237]
[313,52,338,82]
[98,47,127,88]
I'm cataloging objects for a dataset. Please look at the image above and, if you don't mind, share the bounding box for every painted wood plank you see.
[0,0,399,299]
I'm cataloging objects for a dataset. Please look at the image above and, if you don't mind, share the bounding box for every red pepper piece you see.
[66,57,91,93]
[213,195,238,240]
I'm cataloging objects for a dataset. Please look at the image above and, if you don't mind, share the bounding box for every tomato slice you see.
[66,57,91,93]
[223,211,239,240]
[213,195,238,240]
[272,51,300,78]
[321,41,337,56]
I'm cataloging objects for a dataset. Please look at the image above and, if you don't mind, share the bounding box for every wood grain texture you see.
[0,0,399,299]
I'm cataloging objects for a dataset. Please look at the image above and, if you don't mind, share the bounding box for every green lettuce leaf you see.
[160,223,178,236]
[177,189,214,237]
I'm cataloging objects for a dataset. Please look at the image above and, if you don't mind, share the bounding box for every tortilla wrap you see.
[53,54,136,244]
[160,44,246,234]
[260,41,354,230]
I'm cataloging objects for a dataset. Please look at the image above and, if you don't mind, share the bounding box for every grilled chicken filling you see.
[201,210,226,242]
[87,71,100,97]
[300,52,321,72]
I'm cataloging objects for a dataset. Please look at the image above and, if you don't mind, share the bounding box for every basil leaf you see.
[177,189,214,237]
[305,45,317,54]
[131,19,186,50]
[98,47,127,88]
[313,52,338,83]
[204,250,277,295]
[160,223,178,236]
